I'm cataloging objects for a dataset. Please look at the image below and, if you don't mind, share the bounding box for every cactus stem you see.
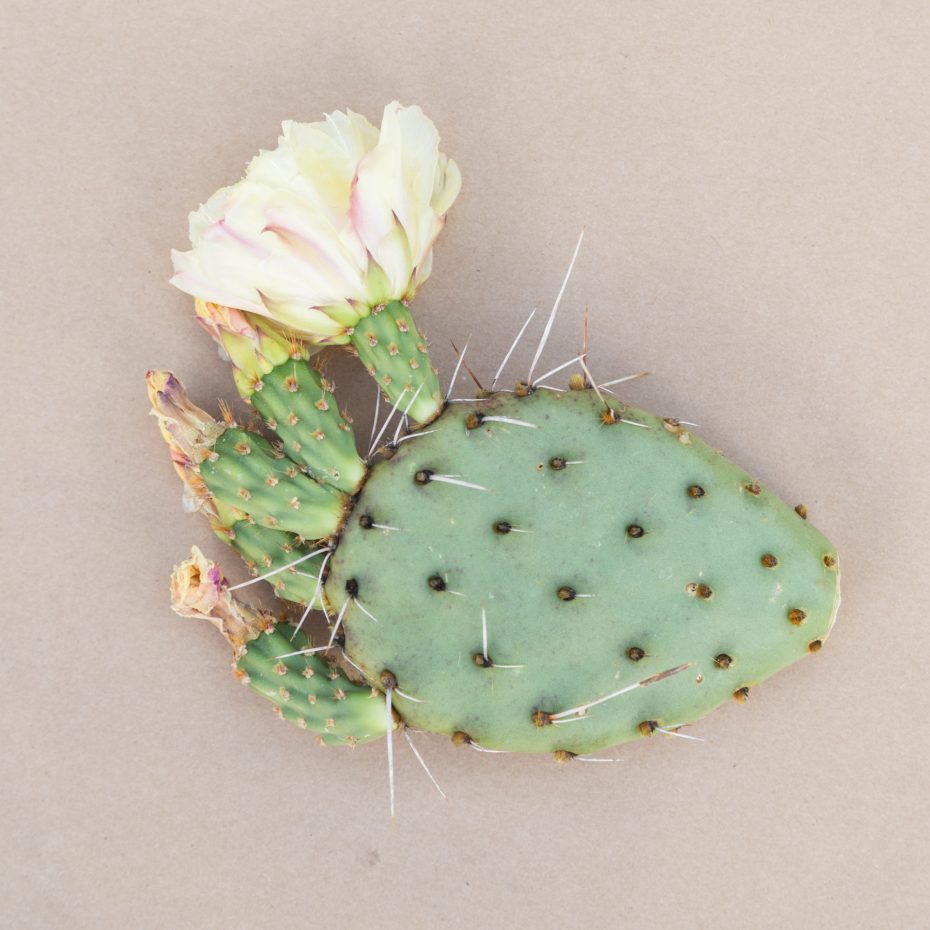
[550,661,695,721]
[491,308,536,391]
[228,545,330,590]
[444,338,470,402]
[527,228,585,384]
[403,730,447,800]
[533,354,585,387]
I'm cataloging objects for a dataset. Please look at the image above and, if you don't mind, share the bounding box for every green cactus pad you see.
[350,301,442,425]
[199,427,346,539]
[236,626,390,746]
[249,360,367,494]
[324,389,840,754]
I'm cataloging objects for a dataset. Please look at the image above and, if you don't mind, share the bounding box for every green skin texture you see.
[227,520,327,607]
[199,427,346,538]
[249,360,366,494]
[350,301,442,425]
[237,626,388,746]
[323,389,840,754]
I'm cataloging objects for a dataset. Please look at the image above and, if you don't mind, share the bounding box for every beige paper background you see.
[4,2,929,927]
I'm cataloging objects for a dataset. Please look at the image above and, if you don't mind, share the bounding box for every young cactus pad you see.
[323,389,840,754]
[170,547,389,746]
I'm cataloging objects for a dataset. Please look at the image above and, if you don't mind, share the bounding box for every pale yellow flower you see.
[171,102,460,343]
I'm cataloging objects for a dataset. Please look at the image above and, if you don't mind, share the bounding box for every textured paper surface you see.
[4,2,929,927]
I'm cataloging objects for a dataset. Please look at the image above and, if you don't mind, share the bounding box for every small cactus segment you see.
[325,389,841,754]
[170,547,388,746]
[249,361,366,493]
[149,371,329,609]
[237,628,389,746]
[199,427,346,538]
[149,369,347,549]
[194,300,367,494]
[349,301,441,425]
[227,520,326,607]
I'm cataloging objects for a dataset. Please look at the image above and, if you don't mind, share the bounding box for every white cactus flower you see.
[171,102,461,344]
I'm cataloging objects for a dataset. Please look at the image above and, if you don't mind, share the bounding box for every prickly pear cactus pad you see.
[325,389,840,754]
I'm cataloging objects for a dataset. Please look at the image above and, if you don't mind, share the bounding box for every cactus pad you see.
[200,426,346,538]
[237,627,389,746]
[324,388,840,754]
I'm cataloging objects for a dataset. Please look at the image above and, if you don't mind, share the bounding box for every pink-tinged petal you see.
[195,300,257,341]
[170,103,459,334]
[431,153,461,216]
[351,147,413,296]
[255,295,349,338]
[327,109,380,160]
[170,249,266,315]
[188,185,237,241]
